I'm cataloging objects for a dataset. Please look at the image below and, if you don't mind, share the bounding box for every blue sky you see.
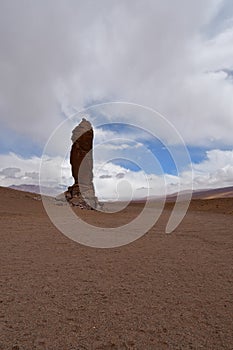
[0,120,229,175]
[0,124,43,157]
[95,123,183,175]
[0,118,213,175]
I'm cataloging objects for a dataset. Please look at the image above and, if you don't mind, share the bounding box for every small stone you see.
[12,346,20,350]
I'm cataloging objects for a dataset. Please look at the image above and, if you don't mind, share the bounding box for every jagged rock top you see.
[71,118,92,143]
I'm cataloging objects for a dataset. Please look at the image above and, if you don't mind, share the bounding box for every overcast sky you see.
[0,0,233,198]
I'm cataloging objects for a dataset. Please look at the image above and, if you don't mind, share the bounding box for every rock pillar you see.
[65,118,98,209]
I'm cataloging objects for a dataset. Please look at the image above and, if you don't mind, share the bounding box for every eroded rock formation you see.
[65,118,98,209]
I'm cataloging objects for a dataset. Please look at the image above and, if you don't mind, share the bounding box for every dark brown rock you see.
[66,118,98,209]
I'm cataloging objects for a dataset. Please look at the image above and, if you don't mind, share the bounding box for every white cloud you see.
[0,167,21,178]
[1,149,232,199]
[0,0,233,148]
[0,153,40,186]
[96,141,143,151]
[95,149,233,199]
[191,149,233,188]
[0,152,72,190]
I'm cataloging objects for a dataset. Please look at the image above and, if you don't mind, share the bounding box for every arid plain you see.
[0,186,232,350]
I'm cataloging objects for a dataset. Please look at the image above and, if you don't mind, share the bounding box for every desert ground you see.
[0,186,232,349]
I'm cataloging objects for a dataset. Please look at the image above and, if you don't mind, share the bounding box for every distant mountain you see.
[133,185,233,203]
[8,184,233,201]
[167,186,233,201]
[9,184,66,197]
[192,186,233,199]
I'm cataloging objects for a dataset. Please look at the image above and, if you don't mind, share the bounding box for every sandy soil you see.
[0,187,232,349]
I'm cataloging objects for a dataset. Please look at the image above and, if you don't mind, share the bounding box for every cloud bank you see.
[1,149,232,199]
[0,0,233,147]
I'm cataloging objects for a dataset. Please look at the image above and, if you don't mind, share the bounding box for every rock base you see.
[65,184,98,210]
